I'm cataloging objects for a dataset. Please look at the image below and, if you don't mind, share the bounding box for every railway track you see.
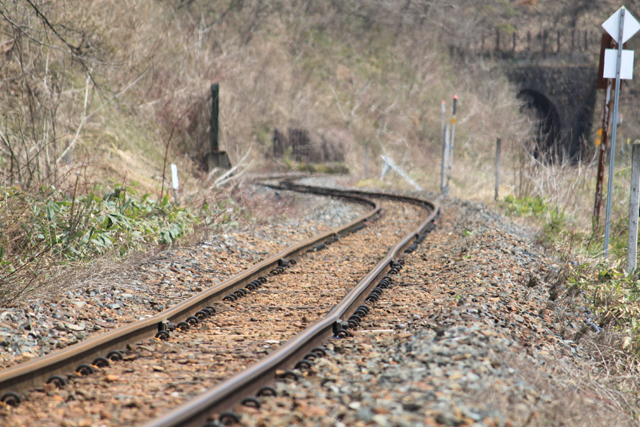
[0,179,438,427]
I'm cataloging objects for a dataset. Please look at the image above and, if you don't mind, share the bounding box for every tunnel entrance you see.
[517,89,562,161]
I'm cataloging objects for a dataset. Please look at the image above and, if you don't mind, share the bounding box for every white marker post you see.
[440,100,448,195]
[171,163,179,204]
[602,6,639,258]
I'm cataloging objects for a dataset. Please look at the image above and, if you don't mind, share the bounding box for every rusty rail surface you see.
[0,181,381,402]
[141,182,440,427]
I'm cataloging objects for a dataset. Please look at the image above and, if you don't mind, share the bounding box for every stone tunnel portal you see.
[506,65,597,163]
[517,89,562,160]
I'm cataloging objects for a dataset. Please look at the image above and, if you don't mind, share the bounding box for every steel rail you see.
[141,183,439,427]
[0,185,381,401]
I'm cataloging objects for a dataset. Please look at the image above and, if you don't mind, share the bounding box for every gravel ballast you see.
[0,184,368,370]
[0,180,636,427]
[231,195,636,427]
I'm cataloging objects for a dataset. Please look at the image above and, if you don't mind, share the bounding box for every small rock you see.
[66,323,85,332]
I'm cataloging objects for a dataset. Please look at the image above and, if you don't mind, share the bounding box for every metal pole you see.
[627,141,640,273]
[440,100,448,194]
[211,83,219,153]
[495,138,502,201]
[604,8,626,258]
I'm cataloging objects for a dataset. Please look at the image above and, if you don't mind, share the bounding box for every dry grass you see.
[1,0,537,194]
[479,345,640,426]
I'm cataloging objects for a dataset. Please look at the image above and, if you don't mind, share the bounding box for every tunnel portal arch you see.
[517,89,562,160]
[506,65,597,163]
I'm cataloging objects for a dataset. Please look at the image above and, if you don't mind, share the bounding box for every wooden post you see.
[211,83,220,153]
[527,31,531,51]
[571,29,575,51]
[584,30,588,51]
[627,141,640,273]
[496,28,500,52]
[619,113,624,154]
[557,30,561,53]
[594,35,615,223]
[512,32,516,51]
[495,138,502,201]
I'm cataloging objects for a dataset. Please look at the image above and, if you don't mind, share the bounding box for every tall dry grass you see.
[1,0,629,295]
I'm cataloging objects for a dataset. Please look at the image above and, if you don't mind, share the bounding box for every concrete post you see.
[448,95,458,184]
[627,142,640,273]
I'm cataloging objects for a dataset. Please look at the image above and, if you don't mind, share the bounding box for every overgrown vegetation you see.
[500,189,640,369]
[574,264,640,329]
[0,182,252,304]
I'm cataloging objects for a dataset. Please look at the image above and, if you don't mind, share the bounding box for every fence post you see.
[448,96,458,187]
[584,30,588,51]
[627,141,640,273]
[211,83,219,153]
[440,100,448,194]
[495,138,502,201]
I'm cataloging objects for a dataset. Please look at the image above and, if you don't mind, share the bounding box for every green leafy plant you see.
[0,184,206,304]
[567,263,640,352]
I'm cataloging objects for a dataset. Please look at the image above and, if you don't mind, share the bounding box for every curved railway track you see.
[0,179,439,427]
